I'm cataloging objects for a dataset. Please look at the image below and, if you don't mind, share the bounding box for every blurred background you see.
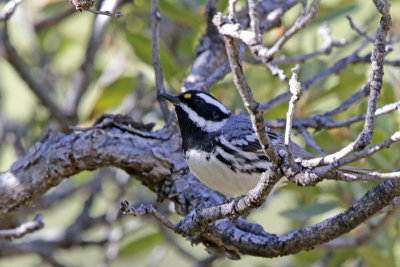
[1,0,400,266]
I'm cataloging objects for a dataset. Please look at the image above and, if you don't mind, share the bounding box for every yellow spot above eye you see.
[184,93,191,99]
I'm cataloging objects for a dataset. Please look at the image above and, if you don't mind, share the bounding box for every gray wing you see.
[222,115,315,159]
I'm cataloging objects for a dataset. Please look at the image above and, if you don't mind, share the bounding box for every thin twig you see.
[262,41,371,111]
[34,7,76,31]
[353,0,392,149]
[217,0,320,64]
[1,23,71,131]
[228,0,238,21]
[298,127,327,156]
[86,9,123,18]
[346,16,375,43]
[271,23,348,65]
[301,2,392,168]
[151,0,171,123]
[273,99,400,131]
[248,0,260,41]
[214,11,279,163]
[285,64,302,171]
[333,171,400,183]
[0,214,44,240]
[159,226,199,263]
[324,82,370,117]
[176,170,281,237]
[120,201,177,231]
[64,0,122,120]
[0,0,22,21]
[261,0,320,61]
[337,131,400,167]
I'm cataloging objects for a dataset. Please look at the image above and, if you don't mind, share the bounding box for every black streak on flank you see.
[216,154,236,172]
[240,167,267,174]
[257,155,270,162]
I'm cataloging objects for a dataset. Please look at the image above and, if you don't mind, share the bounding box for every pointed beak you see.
[159,92,181,105]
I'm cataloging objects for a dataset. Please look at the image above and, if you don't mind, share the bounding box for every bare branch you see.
[354,0,392,148]
[266,98,400,131]
[182,0,299,91]
[120,201,177,231]
[301,3,392,168]
[1,115,400,258]
[86,9,123,18]
[324,82,370,117]
[218,0,320,64]
[34,7,76,31]
[64,0,123,119]
[271,23,348,65]
[0,23,71,131]
[263,0,320,61]
[346,15,375,42]
[228,0,238,21]
[151,0,172,122]
[0,0,22,21]
[176,170,281,237]
[298,127,327,156]
[0,214,44,240]
[262,40,371,111]
[248,0,260,40]
[333,170,400,183]
[1,0,400,261]
[285,64,302,171]
[214,12,279,163]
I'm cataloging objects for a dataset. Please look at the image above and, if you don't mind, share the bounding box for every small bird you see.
[160,90,362,196]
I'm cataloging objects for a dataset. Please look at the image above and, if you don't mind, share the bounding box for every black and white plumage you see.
[161,90,318,196]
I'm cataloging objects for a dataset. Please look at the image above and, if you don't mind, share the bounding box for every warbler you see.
[161,90,362,196]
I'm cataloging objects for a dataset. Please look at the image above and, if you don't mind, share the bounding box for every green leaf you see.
[311,4,357,26]
[358,247,394,267]
[118,232,164,257]
[90,77,134,119]
[125,32,179,78]
[159,0,204,31]
[327,248,357,266]
[280,202,338,219]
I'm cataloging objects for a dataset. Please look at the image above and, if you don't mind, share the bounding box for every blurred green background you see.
[1,0,400,266]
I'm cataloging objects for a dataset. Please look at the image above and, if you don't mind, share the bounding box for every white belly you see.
[184,149,269,196]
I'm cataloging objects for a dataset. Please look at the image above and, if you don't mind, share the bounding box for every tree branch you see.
[285,64,302,170]
[0,23,71,131]
[1,115,400,258]
[214,10,279,163]
[0,214,44,240]
[64,0,123,119]
[302,2,392,167]
[151,0,172,122]
[182,0,299,91]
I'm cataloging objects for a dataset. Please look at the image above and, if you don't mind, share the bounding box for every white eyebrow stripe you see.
[180,104,228,132]
[197,93,230,115]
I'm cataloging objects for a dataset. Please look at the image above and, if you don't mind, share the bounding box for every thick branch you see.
[222,180,400,257]
[1,116,400,258]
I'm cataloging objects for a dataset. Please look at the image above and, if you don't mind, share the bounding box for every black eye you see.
[194,97,205,104]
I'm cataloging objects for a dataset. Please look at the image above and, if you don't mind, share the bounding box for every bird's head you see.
[160,90,231,132]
